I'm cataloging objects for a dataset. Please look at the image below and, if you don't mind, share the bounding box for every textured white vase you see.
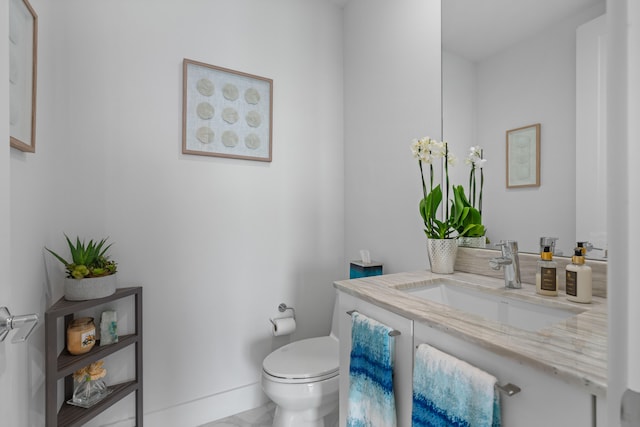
[427,239,458,274]
[64,274,117,301]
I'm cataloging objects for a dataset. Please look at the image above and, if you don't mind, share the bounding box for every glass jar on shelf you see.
[69,360,110,408]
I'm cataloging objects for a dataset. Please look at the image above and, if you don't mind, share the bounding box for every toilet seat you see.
[263,336,339,383]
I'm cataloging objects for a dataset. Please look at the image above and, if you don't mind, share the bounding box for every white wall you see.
[344,0,442,274]
[8,1,78,425]
[1,1,16,426]
[623,0,640,395]
[607,0,637,425]
[9,0,345,426]
[442,51,476,156]
[444,4,605,255]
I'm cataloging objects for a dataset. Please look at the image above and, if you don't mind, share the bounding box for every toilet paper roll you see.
[271,317,296,336]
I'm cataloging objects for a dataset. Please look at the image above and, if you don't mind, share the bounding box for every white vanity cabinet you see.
[413,321,595,427]
[338,292,414,427]
[596,395,607,426]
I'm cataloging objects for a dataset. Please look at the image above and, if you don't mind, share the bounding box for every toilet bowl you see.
[261,297,340,427]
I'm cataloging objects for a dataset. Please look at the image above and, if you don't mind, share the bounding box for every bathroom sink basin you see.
[403,279,584,332]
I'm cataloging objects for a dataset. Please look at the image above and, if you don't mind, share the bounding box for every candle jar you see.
[66,317,96,355]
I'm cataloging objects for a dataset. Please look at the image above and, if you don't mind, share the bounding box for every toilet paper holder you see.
[270,303,295,326]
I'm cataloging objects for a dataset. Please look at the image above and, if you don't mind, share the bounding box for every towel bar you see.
[414,344,521,396]
[496,383,521,396]
[346,310,401,337]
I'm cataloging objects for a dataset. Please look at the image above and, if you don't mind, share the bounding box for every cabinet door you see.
[414,321,593,426]
[596,395,606,426]
[338,292,413,427]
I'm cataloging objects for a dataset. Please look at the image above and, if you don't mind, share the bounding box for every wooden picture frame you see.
[9,0,38,153]
[182,59,273,162]
[506,123,540,188]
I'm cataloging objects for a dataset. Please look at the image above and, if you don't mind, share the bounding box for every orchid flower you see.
[411,136,456,239]
[465,145,487,216]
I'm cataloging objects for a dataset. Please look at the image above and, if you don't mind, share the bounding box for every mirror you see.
[442,0,607,259]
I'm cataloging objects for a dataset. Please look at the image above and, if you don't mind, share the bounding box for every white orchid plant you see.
[411,137,457,239]
[451,145,487,238]
[411,139,487,239]
[465,146,487,216]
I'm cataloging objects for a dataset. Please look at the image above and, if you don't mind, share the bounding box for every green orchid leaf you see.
[449,185,485,237]
[420,185,448,239]
[424,185,442,220]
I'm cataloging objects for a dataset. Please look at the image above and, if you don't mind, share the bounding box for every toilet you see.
[261,297,340,427]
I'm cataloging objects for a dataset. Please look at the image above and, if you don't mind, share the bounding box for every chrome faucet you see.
[577,241,608,258]
[489,240,522,289]
[539,237,559,255]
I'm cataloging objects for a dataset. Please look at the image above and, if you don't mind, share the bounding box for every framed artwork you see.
[506,123,540,188]
[182,59,273,162]
[9,0,38,153]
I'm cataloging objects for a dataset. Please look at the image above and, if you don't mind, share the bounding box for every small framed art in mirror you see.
[9,0,38,153]
[506,123,540,188]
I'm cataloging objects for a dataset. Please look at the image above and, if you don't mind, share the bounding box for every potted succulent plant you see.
[46,235,118,301]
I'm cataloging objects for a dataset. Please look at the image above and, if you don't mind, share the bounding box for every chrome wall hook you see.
[0,306,39,343]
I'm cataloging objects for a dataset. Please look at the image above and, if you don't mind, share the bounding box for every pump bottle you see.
[536,246,558,296]
[566,247,592,303]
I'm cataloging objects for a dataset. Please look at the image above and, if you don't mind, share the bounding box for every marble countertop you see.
[334,270,608,397]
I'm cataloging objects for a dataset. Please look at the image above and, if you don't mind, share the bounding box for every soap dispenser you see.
[566,247,592,303]
[536,246,558,296]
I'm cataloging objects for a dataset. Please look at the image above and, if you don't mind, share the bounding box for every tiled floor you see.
[198,402,276,427]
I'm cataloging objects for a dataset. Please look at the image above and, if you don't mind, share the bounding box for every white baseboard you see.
[102,382,268,427]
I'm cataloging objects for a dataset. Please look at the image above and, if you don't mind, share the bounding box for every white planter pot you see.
[427,239,458,274]
[64,274,117,301]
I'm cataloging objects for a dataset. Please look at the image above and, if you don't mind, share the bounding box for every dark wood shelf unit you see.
[56,334,138,378]
[45,286,143,426]
[57,381,139,427]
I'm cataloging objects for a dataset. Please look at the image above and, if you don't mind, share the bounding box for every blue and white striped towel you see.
[347,312,397,427]
[412,344,501,427]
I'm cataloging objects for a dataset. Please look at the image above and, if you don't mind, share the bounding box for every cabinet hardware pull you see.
[346,310,401,337]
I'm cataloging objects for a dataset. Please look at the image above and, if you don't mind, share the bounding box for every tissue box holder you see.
[349,261,383,279]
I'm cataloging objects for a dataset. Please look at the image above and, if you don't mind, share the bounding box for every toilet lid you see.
[263,336,339,380]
